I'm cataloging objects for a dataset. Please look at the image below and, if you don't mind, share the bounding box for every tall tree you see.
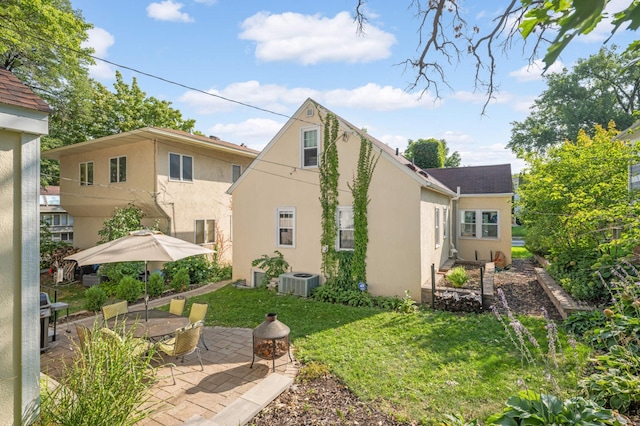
[353,1,640,111]
[404,138,456,169]
[508,47,640,156]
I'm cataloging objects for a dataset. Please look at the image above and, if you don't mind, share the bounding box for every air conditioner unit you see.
[278,272,320,297]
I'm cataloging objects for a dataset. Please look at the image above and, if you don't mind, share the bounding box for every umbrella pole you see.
[144,260,149,322]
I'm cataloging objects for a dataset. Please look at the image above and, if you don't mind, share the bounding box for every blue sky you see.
[71,0,636,174]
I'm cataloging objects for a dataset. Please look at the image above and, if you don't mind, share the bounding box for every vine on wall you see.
[318,111,340,279]
[348,136,379,284]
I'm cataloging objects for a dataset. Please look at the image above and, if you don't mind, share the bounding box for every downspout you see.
[450,186,461,259]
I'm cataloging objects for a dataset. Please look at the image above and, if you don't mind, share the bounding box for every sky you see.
[70,0,637,174]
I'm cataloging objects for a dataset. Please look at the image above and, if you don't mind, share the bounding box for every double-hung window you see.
[277,207,295,247]
[301,127,319,168]
[79,161,93,186]
[337,206,354,250]
[195,219,215,244]
[460,210,499,239]
[169,153,193,182]
[443,206,448,240]
[435,207,440,248]
[110,156,126,183]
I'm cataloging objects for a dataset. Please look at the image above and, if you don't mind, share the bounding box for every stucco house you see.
[425,164,513,265]
[229,99,511,301]
[0,67,51,423]
[42,127,258,263]
[40,186,74,244]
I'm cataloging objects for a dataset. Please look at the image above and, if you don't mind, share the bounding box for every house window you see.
[460,210,499,239]
[169,153,193,182]
[80,161,93,186]
[337,206,354,250]
[110,156,127,183]
[277,207,295,247]
[443,206,448,240]
[435,207,440,248]
[232,164,242,183]
[195,219,215,244]
[301,127,319,168]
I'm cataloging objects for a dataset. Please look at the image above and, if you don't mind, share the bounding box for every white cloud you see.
[147,1,194,23]
[508,59,564,82]
[208,118,284,150]
[378,134,409,151]
[457,143,524,171]
[82,27,115,80]
[450,90,513,105]
[441,130,474,145]
[194,0,216,4]
[324,83,439,111]
[239,11,396,64]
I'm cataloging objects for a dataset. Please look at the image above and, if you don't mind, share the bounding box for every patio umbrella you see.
[65,229,214,321]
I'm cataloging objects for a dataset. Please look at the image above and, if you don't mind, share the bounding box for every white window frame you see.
[169,152,193,182]
[336,206,355,251]
[443,206,448,240]
[109,155,127,183]
[435,207,440,248]
[300,126,320,168]
[460,209,499,240]
[195,219,216,245]
[231,164,242,183]
[79,161,94,186]
[276,207,296,248]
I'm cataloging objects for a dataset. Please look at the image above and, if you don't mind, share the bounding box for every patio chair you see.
[101,300,128,323]
[75,323,92,352]
[188,303,209,350]
[98,327,149,358]
[156,322,204,385]
[169,297,187,316]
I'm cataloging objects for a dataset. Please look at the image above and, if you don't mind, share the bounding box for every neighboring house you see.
[425,164,513,265]
[42,127,258,263]
[40,186,74,244]
[0,68,51,423]
[229,98,461,300]
[512,175,521,225]
[618,120,640,192]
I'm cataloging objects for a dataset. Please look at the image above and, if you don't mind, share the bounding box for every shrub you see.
[146,272,165,297]
[251,251,289,286]
[163,255,213,285]
[171,267,190,292]
[447,266,469,288]
[37,320,157,425]
[115,275,142,303]
[84,286,107,312]
[99,262,143,296]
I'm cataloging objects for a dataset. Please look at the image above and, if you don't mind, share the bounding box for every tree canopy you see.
[404,138,460,169]
[508,46,640,156]
[354,1,640,111]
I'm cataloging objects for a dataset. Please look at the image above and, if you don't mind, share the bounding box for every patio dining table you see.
[106,310,189,340]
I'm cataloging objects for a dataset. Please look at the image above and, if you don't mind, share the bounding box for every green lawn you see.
[512,225,527,238]
[512,246,533,259]
[186,285,589,424]
[41,282,87,315]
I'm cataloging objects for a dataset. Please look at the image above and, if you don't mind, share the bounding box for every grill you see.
[40,292,52,352]
[250,313,292,372]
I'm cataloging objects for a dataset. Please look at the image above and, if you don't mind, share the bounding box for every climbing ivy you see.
[318,111,340,279]
[348,136,379,284]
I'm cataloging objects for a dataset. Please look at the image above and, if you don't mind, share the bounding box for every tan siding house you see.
[0,68,50,424]
[228,99,457,299]
[42,127,257,263]
[426,164,514,266]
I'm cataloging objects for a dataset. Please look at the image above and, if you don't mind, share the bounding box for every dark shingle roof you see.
[0,68,51,113]
[424,164,513,194]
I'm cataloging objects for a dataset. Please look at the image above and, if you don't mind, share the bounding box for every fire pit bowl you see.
[251,313,292,372]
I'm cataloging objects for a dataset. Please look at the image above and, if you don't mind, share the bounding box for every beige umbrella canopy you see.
[65,229,214,320]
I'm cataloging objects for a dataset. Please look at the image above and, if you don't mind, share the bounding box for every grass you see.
[512,246,533,259]
[186,285,589,425]
[512,225,527,237]
[41,282,87,315]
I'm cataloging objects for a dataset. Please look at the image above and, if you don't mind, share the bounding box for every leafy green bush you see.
[115,275,142,303]
[485,390,627,425]
[447,266,469,288]
[84,286,107,312]
[170,267,190,292]
[251,251,290,286]
[99,262,143,296]
[563,310,607,338]
[163,255,213,285]
[38,320,157,425]
[146,272,165,297]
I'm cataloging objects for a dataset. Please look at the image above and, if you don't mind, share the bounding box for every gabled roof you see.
[425,164,513,195]
[228,98,455,197]
[41,126,258,161]
[0,68,51,113]
[616,119,640,142]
